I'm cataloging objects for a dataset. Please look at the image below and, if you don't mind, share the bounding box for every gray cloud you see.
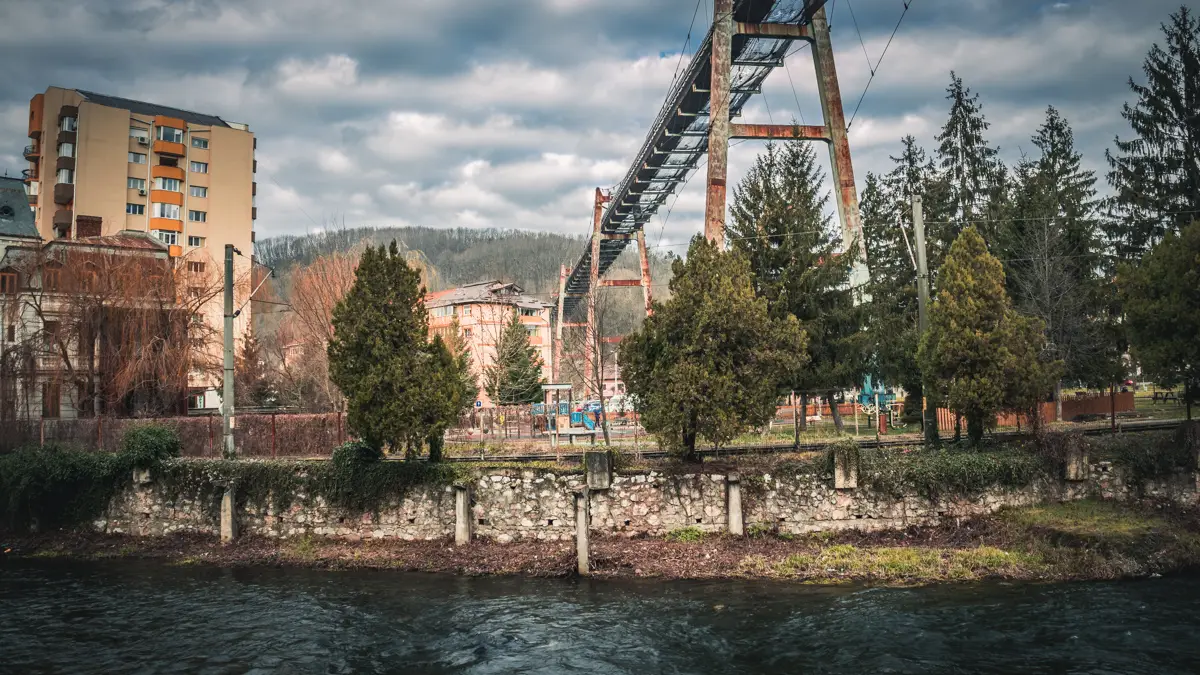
[0,0,1185,252]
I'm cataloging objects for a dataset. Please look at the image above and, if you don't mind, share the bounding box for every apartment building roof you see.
[76,89,233,128]
[50,230,170,253]
[0,176,39,239]
[425,280,551,311]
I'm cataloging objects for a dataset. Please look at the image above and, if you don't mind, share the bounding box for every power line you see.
[845,0,874,74]
[846,0,915,131]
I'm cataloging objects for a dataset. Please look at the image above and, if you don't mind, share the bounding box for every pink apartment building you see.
[426,281,553,408]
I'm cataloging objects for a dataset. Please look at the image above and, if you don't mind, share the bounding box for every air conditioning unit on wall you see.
[138,189,147,196]
[137,138,149,146]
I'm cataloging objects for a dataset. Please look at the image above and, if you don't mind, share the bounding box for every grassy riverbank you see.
[6,500,1199,585]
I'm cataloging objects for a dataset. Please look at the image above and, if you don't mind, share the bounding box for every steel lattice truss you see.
[561,0,830,317]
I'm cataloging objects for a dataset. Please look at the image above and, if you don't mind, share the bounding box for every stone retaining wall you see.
[96,459,1199,541]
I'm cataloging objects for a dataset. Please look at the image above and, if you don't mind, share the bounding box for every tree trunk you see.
[682,427,699,463]
[827,392,844,434]
[954,414,962,442]
[1054,380,1063,422]
[792,391,800,447]
[799,393,809,432]
[427,433,444,463]
[1110,383,1117,432]
[1186,382,1193,421]
[966,414,985,445]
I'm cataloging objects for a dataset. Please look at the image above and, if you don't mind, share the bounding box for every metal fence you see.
[0,412,347,457]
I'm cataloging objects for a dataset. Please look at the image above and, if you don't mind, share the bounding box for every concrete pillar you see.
[574,490,590,576]
[1065,447,1089,482]
[584,450,613,490]
[833,445,859,489]
[726,473,743,536]
[454,484,472,545]
[220,487,237,543]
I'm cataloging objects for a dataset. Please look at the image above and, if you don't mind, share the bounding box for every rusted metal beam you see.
[600,336,623,344]
[562,322,587,328]
[730,123,829,141]
[600,279,642,288]
[735,22,812,40]
[810,6,869,283]
[704,0,733,249]
[554,264,566,382]
[637,228,653,317]
[586,187,606,397]
[601,233,635,240]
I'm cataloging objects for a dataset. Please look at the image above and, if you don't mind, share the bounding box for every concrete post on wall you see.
[833,445,859,490]
[574,489,590,576]
[726,472,744,536]
[1065,445,1089,483]
[584,450,613,490]
[454,484,472,546]
[220,487,238,543]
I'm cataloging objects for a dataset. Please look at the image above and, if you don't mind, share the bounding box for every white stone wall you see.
[94,461,1199,541]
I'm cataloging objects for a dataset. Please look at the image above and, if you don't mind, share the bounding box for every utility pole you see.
[222,243,236,458]
[913,195,938,444]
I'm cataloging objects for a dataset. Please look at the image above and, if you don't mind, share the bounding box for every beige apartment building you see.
[426,281,552,408]
[22,87,257,411]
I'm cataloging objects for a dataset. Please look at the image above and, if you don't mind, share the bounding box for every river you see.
[3,560,1199,674]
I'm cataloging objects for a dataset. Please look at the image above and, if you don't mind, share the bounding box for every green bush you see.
[119,424,181,470]
[861,447,1046,499]
[1106,433,1194,488]
[0,444,127,531]
[665,526,705,543]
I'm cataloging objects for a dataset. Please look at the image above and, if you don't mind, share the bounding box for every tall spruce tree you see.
[619,237,807,460]
[729,142,868,432]
[919,227,1059,444]
[935,73,1004,247]
[1002,108,1116,411]
[328,241,433,452]
[484,312,545,405]
[1105,6,1200,262]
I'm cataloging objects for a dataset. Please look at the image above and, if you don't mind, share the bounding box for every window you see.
[187,261,206,274]
[154,177,182,192]
[129,127,149,141]
[44,268,60,291]
[56,168,73,184]
[525,326,539,337]
[462,305,473,316]
[190,186,207,198]
[154,230,178,246]
[187,392,205,410]
[128,152,147,164]
[60,116,77,132]
[0,271,15,294]
[152,203,181,220]
[432,306,454,318]
[187,235,205,247]
[187,286,204,299]
[5,325,13,342]
[189,161,208,174]
[157,126,184,143]
[191,137,209,149]
[42,382,61,419]
[188,210,206,223]
[128,177,146,190]
[126,203,145,215]
[57,142,74,158]
[463,328,473,338]
[519,308,538,316]
[159,157,178,167]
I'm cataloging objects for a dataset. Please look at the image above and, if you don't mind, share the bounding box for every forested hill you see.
[255,226,675,297]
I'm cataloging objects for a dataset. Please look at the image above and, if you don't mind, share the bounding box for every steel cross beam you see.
[561,0,834,318]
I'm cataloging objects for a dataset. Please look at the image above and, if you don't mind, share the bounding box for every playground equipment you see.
[541,383,598,446]
[857,376,903,432]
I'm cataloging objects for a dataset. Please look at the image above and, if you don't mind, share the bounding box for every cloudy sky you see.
[0,0,1183,252]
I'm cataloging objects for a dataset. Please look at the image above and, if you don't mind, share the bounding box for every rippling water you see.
[3,559,1200,674]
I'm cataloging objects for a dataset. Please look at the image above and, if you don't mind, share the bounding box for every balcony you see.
[56,156,75,171]
[21,167,37,182]
[57,105,78,122]
[53,183,74,205]
[53,208,72,229]
[153,139,185,157]
[23,143,38,161]
[57,129,76,146]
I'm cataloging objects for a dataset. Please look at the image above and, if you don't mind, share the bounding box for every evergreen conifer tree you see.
[728,142,868,432]
[919,227,1059,443]
[935,73,1004,247]
[327,241,435,452]
[619,237,807,460]
[1105,7,1200,261]
[484,312,545,405]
